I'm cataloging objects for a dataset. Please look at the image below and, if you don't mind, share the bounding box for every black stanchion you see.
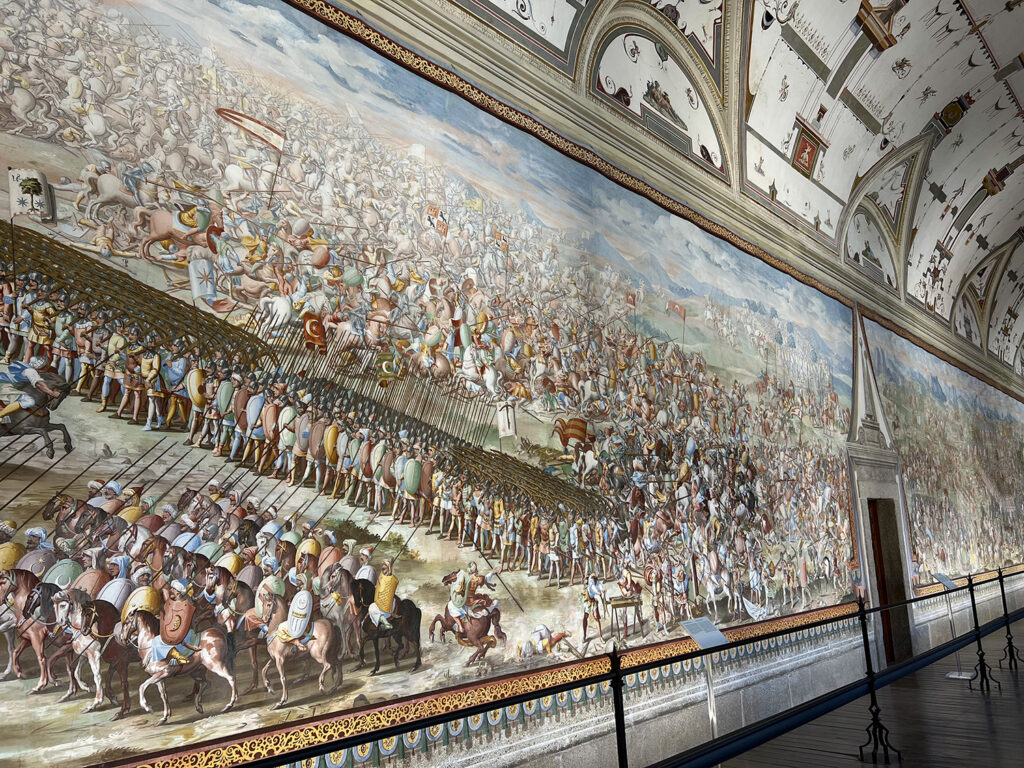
[857,597,902,764]
[609,648,629,768]
[967,575,1000,692]
[996,569,1023,670]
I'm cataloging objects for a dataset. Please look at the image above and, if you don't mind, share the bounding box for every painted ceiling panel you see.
[644,0,725,93]
[594,27,725,174]
[953,293,983,347]
[864,156,914,235]
[845,208,898,292]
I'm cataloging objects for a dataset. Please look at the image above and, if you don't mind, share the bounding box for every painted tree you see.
[19,176,43,212]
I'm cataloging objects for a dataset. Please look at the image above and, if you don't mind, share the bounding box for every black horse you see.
[355,597,422,676]
[0,370,71,458]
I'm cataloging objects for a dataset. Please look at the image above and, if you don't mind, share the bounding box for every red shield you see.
[160,599,196,645]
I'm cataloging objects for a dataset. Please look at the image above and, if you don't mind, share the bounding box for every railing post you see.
[996,568,1022,670]
[967,575,1000,692]
[609,647,629,768]
[857,596,902,764]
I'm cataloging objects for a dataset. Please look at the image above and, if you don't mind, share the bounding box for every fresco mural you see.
[0,0,856,765]
[865,320,1024,588]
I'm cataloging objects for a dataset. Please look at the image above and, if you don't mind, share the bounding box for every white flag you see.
[497,403,517,438]
[9,168,52,218]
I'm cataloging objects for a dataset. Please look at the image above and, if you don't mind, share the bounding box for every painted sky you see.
[124,0,851,359]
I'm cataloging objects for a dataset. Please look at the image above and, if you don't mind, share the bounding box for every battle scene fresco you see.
[865,320,1024,587]
[0,0,857,765]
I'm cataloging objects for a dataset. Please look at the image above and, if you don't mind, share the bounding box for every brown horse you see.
[260,593,342,709]
[120,609,237,724]
[0,569,65,691]
[42,494,100,540]
[429,605,506,664]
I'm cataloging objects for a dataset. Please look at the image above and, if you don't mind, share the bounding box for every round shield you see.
[245,392,266,436]
[118,505,144,524]
[280,530,302,548]
[371,440,386,472]
[423,325,442,347]
[136,514,164,534]
[42,558,83,590]
[172,532,203,552]
[295,412,310,452]
[277,406,297,448]
[297,537,321,560]
[259,521,283,540]
[459,322,472,349]
[237,564,262,593]
[196,541,223,562]
[381,449,397,487]
[121,585,163,623]
[233,387,252,433]
[97,577,137,612]
[323,423,339,464]
[156,522,183,543]
[309,420,327,461]
[419,459,436,498]
[215,552,243,576]
[262,401,280,442]
[16,549,57,579]
[317,546,342,579]
[404,458,422,497]
[0,542,27,571]
[286,589,313,639]
[70,568,111,598]
[347,434,362,460]
[186,367,206,409]
[216,380,235,416]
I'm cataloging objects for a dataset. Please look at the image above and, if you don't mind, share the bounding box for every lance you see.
[121,437,175,490]
[0,450,72,514]
[0,443,47,485]
[149,452,205,509]
[3,455,105,537]
[106,436,170,485]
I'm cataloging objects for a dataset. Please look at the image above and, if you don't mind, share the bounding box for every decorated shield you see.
[295,411,310,452]
[277,406,297,448]
[171,531,203,552]
[70,568,111,598]
[323,423,339,464]
[185,367,206,408]
[96,577,137,612]
[237,564,262,593]
[16,549,57,578]
[404,458,422,497]
[215,380,235,416]
[286,589,313,640]
[215,552,243,576]
[0,542,27,571]
[160,598,196,645]
[42,558,83,590]
[121,586,163,623]
[233,387,252,433]
[245,392,266,437]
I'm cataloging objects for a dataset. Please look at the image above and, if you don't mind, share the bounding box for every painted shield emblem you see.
[216,380,235,415]
[70,568,111,599]
[233,388,252,432]
[185,367,206,408]
[245,393,266,437]
[160,598,196,645]
[277,406,297,448]
[404,459,422,497]
[323,423,339,464]
[42,558,83,590]
[16,549,57,578]
[286,589,313,640]
[295,412,310,452]
[96,577,137,612]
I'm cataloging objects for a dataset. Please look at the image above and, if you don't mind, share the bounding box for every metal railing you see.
[253,566,1024,768]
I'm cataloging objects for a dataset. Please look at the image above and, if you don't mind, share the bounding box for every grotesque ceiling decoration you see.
[333,0,1024,387]
[593,26,726,175]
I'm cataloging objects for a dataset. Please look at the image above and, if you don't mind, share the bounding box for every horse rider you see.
[355,547,377,585]
[368,557,398,632]
[0,356,64,422]
[157,578,198,666]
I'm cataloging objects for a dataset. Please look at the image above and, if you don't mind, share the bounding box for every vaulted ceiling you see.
[324,0,1024,385]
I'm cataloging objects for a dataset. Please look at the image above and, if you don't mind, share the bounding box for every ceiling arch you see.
[844,205,899,293]
[591,24,728,176]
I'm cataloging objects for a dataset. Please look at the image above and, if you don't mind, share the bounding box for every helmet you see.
[0,542,27,571]
[121,586,163,623]
[296,537,322,560]
[280,530,302,548]
[215,552,243,576]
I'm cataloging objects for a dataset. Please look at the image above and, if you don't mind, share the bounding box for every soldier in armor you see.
[51,293,77,385]
[286,393,311,485]
[114,326,146,424]
[271,389,298,479]
[140,333,165,431]
[162,338,191,431]
[71,304,97,393]
[192,361,223,448]
[228,370,257,461]
[157,579,198,666]
[215,371,243,457]
[25,280,57,364]
[369,558,398,631]
[94,316,126,414]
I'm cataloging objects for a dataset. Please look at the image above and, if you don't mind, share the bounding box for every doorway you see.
[867,498,912,663]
